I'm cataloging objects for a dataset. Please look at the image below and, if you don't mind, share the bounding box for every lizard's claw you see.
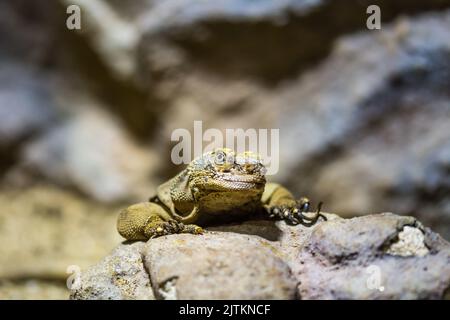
[268,206,300,225]
[148,221,180,238]
[182,224,204,235]
[296,200,327,224]
[146,220,203,238]
[267,199,326,225]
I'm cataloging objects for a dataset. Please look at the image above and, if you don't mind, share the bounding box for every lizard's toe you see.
[193,226,203,234]
[156,226,165,234]
[183,224,203,235]
[283,208,300,225]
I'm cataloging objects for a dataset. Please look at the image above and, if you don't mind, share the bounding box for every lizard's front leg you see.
[117,202,203,241]
[261,183,326,225]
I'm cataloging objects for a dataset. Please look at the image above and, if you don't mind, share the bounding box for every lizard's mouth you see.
[206,173,266,191]
[216,172,266,184]
[206,179,264,192]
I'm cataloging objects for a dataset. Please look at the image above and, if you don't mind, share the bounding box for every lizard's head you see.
[187,148,266,193]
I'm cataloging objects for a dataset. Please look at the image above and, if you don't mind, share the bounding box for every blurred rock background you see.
[0,0,449,299]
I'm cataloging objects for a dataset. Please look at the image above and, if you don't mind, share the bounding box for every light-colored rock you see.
[294,213,450,299]
[144,232,297,300]
[60,0,140,79]
[20,105,158,203]
[386,226,429,257]
[207,213,340,262]
[69,242,154,300]
[0,63,56,149]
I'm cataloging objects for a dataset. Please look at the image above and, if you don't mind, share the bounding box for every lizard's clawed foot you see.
[145,220,203,239]
[267,198,326,226]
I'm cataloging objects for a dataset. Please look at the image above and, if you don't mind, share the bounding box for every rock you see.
[72,213,450,300]
[0,2,160,200]
[144,232,297,300]
[0,62,58,179]
[68,0,450,82]
[386,226,429,257]
[0,63,56,150]
[20,105,159,203]
[70,242,154,300]
[207,213,340,262]
[294,213,450,299]
[0,186,122,279]
[59,0,139,79]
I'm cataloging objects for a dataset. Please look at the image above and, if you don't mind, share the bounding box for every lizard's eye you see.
[214,151,226,165]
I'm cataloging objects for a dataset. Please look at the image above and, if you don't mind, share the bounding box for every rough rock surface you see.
[70,242,154,300]
[145,232,296,300]
[71,213,450,300]
[0,63,56,150]
[19,106,158,202]
[295,214,450,299]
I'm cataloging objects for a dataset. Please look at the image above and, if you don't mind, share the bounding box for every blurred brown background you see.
[0,0,449,299]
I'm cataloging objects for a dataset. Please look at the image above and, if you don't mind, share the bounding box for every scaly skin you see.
[117,149,326,240]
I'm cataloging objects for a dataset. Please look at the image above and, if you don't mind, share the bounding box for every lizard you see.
[117,148,326,240]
